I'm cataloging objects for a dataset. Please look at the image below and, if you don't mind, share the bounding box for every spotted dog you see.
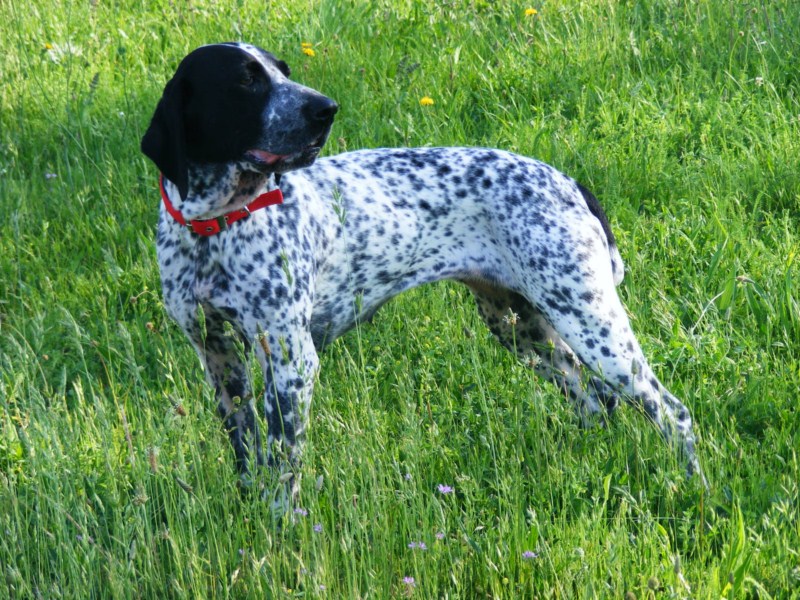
[141,43,705,506]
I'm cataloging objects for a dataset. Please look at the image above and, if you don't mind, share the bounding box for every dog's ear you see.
[275,60,291,78]
[141,75,190,200]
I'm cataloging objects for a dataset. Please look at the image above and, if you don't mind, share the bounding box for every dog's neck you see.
[172,163,280,221]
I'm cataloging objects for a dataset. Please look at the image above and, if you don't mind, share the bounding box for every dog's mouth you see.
[244,132,329,174]
[245,149,289,166]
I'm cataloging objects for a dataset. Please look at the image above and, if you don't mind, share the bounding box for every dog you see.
[141,43,705,507]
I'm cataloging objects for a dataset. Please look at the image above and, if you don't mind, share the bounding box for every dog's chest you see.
[155,192,332,320]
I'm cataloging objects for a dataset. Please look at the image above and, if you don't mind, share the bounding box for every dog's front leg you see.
[188,312,266,482]
[255,327,319,515]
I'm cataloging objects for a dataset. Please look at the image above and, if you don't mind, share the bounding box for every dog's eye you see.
[241,73,255,87]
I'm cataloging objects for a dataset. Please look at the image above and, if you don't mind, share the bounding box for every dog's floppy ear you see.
[141,75,190,200]
[275,59,291,78]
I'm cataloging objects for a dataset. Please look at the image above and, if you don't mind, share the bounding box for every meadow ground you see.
[1,0,799,597]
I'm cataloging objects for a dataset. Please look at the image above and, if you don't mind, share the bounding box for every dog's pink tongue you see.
[247,149,286,164]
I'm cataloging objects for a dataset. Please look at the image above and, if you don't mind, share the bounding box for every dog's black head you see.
[141,43,338,201]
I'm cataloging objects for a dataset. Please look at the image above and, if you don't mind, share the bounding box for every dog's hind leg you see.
[467,283,620,425]
[468,277,703,482]
[517,257,704,482]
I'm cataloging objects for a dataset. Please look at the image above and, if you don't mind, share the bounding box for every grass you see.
[1,0,799,597]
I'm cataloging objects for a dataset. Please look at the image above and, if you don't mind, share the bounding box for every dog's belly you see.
[308,239,509,349]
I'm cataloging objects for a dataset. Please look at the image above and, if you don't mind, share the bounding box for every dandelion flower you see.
[44,42,54,50]
[301,42,313,48]
[525,8,538,16]
[303,47,316,57]
[419,96,435,106]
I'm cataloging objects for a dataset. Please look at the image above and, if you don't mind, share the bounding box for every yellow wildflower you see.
[419,96,434,106]
[44,42,54,50]
[525,8,538,16]
[301,42,313,48]
[302,47,316,57]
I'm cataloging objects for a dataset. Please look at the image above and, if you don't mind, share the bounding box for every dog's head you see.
[141,43,338,201]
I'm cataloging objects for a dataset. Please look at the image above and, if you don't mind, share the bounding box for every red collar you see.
[159,174,283,236]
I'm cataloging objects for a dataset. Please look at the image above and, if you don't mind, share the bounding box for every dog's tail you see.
[577,183,625,286]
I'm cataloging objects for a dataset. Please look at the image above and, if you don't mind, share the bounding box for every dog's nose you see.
[304,95,339,123]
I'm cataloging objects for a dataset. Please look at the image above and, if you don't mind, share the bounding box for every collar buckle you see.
[194,215,228,236]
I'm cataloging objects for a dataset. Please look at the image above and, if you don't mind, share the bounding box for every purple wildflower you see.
[437,484,454,494]
[522,550,539,560]
[294,507,308,517]
[401,576,416,597]
[408,541,427,550]
[435,532,445,540]
[313,523,323,533]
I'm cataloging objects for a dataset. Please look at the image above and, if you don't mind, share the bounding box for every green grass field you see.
[1,0,799,597]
